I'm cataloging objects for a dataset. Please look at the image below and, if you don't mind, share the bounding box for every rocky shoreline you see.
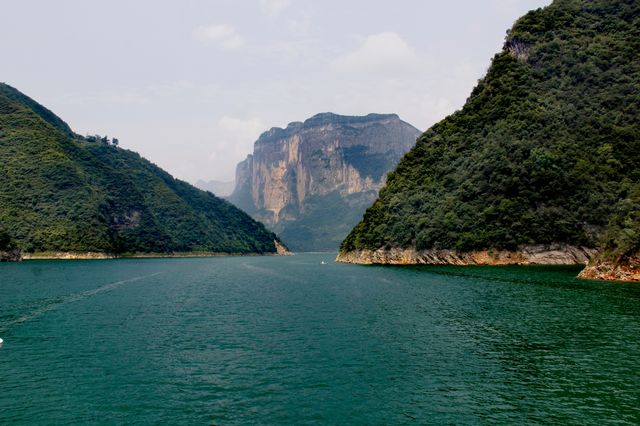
[336,245,640,282]
[274,240,294,256]
[578,255,640,282]
[7,241,293,261]
[0,248,22,262]
[336,245,597,266]
[22,252,114,260]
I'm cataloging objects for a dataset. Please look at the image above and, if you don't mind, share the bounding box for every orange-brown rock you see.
[578,255,640,282]
[336,245,597,266]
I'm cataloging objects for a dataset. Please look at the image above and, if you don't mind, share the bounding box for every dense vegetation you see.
[342,0,640,263]
[0,224,16,251]
[0,83,280,255]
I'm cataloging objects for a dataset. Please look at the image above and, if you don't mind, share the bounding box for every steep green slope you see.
[0,83,280,255]
[340,0,639,274]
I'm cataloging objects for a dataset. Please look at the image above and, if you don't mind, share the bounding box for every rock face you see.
[578,254,640,282]
[0,248,22,262]
[21,252,113,260]
[336,245,596,266]
[274,240,293,256]
[229,113,421,251]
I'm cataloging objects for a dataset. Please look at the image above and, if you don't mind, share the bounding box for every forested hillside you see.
[0,83,280,255]
[340,0,639,278]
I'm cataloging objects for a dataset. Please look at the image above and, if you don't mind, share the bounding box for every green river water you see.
[1,253,639,424]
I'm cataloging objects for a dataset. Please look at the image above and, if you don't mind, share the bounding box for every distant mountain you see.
[228,113,421,251]
[194,179,235,197]
[0,83,282,257]
[338,0,639,281]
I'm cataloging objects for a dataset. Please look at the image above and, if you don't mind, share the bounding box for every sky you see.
[1,0,551,183]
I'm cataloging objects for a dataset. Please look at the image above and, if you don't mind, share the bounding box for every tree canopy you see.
[341,0,640,263]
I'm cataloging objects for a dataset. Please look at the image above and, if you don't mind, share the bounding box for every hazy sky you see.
[2,0,551,183]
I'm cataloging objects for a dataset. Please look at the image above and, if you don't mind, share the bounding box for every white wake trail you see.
[0,272,164,335]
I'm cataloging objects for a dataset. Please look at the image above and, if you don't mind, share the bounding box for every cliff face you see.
[229,113,421,251]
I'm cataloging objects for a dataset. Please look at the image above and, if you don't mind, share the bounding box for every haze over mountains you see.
[229,113,420,251]
[194,179,235,197]
[338,0,640,281]
[0,83,281,258]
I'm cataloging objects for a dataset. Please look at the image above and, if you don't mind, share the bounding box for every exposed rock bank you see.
[0,248,22,262]
[20,249,293,260]
[274,240,294,256]
[336,245,597,266]
[578,255,640,282]
[23,252,115,260]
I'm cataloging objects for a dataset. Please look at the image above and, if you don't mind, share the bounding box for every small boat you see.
[320,261,327,265]
[0,337,3,345]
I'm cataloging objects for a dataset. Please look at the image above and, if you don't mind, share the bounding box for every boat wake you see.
[0,272,164,336]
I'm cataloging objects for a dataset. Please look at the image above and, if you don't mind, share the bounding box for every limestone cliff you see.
[229,113,421,251]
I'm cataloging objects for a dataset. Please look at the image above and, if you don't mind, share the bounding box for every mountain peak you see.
[256,112,404,146]
[229,112,421,251]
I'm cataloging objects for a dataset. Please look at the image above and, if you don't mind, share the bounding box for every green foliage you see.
[599,181,640,261]
[0,224,16,251]
[0,83,279,254]
[342,0,640,261]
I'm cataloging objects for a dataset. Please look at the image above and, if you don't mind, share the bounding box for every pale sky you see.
[1,0,551,183]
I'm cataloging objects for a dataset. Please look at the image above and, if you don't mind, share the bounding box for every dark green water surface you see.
[1,253,639,424]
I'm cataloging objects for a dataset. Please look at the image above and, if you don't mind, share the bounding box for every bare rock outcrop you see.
[0,248,22,262]
[578,254,640,282]
[274,240,294,256]
[336,245,597,266]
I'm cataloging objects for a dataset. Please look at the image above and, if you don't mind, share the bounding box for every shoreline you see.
[20,251,284,261]
[336,245,596,266]
[578,256,640,282]
[337,245,640,283]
